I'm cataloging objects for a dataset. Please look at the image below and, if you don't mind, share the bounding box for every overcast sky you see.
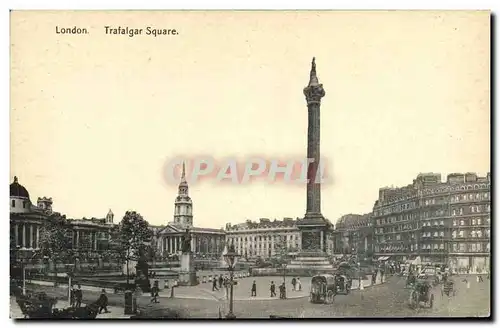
[11,11,490,228]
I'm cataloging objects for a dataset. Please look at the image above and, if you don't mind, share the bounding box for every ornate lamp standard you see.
[223,242,240,319]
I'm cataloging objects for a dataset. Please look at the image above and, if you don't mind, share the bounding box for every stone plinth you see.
[178,253,198,286]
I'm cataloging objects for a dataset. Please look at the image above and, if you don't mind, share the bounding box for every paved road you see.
[17,275,489,318]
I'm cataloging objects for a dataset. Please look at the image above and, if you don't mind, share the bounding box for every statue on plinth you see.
[181,228,192,254]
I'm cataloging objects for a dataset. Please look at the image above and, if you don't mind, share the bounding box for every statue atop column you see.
[182,228,192,253]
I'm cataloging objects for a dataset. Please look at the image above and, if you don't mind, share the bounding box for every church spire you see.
[181,161,187,183]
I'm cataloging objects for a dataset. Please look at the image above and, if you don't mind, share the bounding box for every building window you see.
[439,244,444,249]
[460,220,465,226]
[487,243,490,251]
[440,220,444,226]
[452,231,457,238]
[477,231,482,238]
[472,219,476,225]
[11,200,15,207]
[459,208,463,215]
[453,220,457,226]
[439,231,444,237]
[471,243,477,252]
[452,209,456,216]
[471,206,475,213]
[459,230,465,238]
[471,231,477,238]
[433,232,438,237]
[459,243,466,252]
[477,218,482,225]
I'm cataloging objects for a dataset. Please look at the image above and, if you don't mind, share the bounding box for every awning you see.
[377,256,390,261]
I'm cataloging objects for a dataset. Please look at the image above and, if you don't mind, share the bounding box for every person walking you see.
[291,277,297,291]
[70,286,76,307]
[278,283,284,299]
[97,289,110,314]
[150,282,159,303]
[270,281,276,297]
[297,278,302,292]
[218,275,224,289]
[74,285,83,308]
[212,278,219,291]
[251,280,257,297]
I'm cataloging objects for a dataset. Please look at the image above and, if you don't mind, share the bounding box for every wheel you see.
[429,294,434,308]
[326,290,335,304]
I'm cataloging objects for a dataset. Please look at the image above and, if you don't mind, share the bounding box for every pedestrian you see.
[372,272,377,286]
[270,281,276,297]
[74,285,83,308]
[97,289,110,314]
[212,278,219,291]
[278,283,284,299]
[70,286,76,307]
[218,275,223,289]
[150,281,159,303]
[251,280,257,297]
[281,282,287,299]
[478,275,484,283]
[291,277,297,291]
[297,278,302,291]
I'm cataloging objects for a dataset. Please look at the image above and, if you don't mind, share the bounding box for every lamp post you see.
[223,242,240,319]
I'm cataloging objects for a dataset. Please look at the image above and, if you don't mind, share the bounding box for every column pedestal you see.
[178,252,198,286]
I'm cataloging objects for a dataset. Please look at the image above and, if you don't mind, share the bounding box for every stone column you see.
[320,231,324,252]
[191,235,195,252]
[94,232,98,250]
[76,231,80,248]
[30,225,34,248]
[36,226,40,249]
[22,224,26,248]
[169,237,172,253]
[303,58,325,219]
[14,223,19,247]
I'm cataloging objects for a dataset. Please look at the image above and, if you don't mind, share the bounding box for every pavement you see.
[168,273,382,301]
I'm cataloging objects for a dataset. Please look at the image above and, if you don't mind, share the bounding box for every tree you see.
[38,214,74,274]
[109,211,152,285]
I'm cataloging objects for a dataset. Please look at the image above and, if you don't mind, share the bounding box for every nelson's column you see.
[297,57,332,256]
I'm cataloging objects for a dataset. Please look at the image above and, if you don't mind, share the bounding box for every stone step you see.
[293,257,331,261]
[287,264,334,269]
[292,258,330,262]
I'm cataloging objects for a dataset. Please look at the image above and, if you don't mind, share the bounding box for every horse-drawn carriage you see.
[15,292,100,319]
[334,274,352,295]
[309,274,336,304]
[441,280,456,297]
[409,280,434,309]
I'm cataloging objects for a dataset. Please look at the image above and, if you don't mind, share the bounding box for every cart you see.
[441,280,456,297]
[409,281,434,309]
[309,274,336,304]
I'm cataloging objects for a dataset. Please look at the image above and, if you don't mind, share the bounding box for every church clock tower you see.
[173,162,193,227]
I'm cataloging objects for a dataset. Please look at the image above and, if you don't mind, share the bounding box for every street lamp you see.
[223,242,240,319]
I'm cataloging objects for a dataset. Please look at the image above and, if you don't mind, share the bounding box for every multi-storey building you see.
[224,218,302,259]
[10,176,115,263]
[373,172,490,272]
[332,213,374,258]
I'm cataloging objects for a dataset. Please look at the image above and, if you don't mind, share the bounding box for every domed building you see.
[10,176,116,264]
